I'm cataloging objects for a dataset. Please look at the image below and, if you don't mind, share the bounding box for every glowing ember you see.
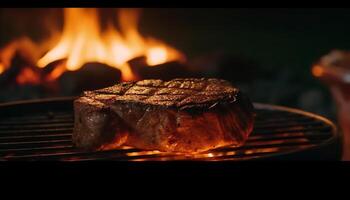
[16,68,41,85]
[126,150,162,157]
[312,65,324,77]
[0,63,5,74]
[0,37,45,69]
[206,153,214,157]
[37,8,185,81]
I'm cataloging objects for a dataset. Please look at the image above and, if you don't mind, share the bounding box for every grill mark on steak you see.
[86,78,239,111]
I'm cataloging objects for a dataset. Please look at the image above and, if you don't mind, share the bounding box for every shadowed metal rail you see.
[0,98,341,161]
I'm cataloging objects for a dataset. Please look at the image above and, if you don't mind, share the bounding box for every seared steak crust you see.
[73,78,254,153]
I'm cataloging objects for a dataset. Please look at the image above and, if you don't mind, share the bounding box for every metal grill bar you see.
[0,100,339,161]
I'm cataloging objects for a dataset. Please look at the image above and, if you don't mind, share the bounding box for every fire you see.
[0,63,5,74]
[45,61,67,82]
[0,36,58,83]
[16,68,41,85]
[37,8,185,81]
[147,47,168,66]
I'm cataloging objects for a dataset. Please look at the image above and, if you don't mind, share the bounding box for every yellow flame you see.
[37,8,185,81]
[147,47,167,66]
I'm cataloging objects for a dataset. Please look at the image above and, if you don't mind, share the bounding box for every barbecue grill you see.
[0,97,341,161]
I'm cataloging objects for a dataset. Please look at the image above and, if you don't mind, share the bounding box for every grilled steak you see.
[73,78,254,153]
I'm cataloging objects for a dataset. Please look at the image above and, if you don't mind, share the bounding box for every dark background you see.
[2,8,350,120]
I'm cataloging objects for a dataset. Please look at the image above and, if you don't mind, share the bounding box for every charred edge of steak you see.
[73,97,129,150]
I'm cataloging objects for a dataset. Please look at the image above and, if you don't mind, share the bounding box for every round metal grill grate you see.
[0,98,341,161]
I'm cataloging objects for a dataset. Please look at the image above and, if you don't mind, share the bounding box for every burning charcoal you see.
[41,59,67,75]
[128,56,201,81]
[0,51,40,86]
[128,56,147,71]
[35,59,69,96]
[58,62,121,96]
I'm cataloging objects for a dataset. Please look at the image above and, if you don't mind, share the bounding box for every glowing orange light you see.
[207,153,214,157]
[16,68,41,85]
[0,63,5,74]
[312,65,324,77]
[46,63,67,82]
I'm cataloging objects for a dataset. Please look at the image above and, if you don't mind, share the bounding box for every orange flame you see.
[0,36,54,81]
[16,68,41,85]
[45,61,67,82]
[0,63,5,74]
[37,8,185,81]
